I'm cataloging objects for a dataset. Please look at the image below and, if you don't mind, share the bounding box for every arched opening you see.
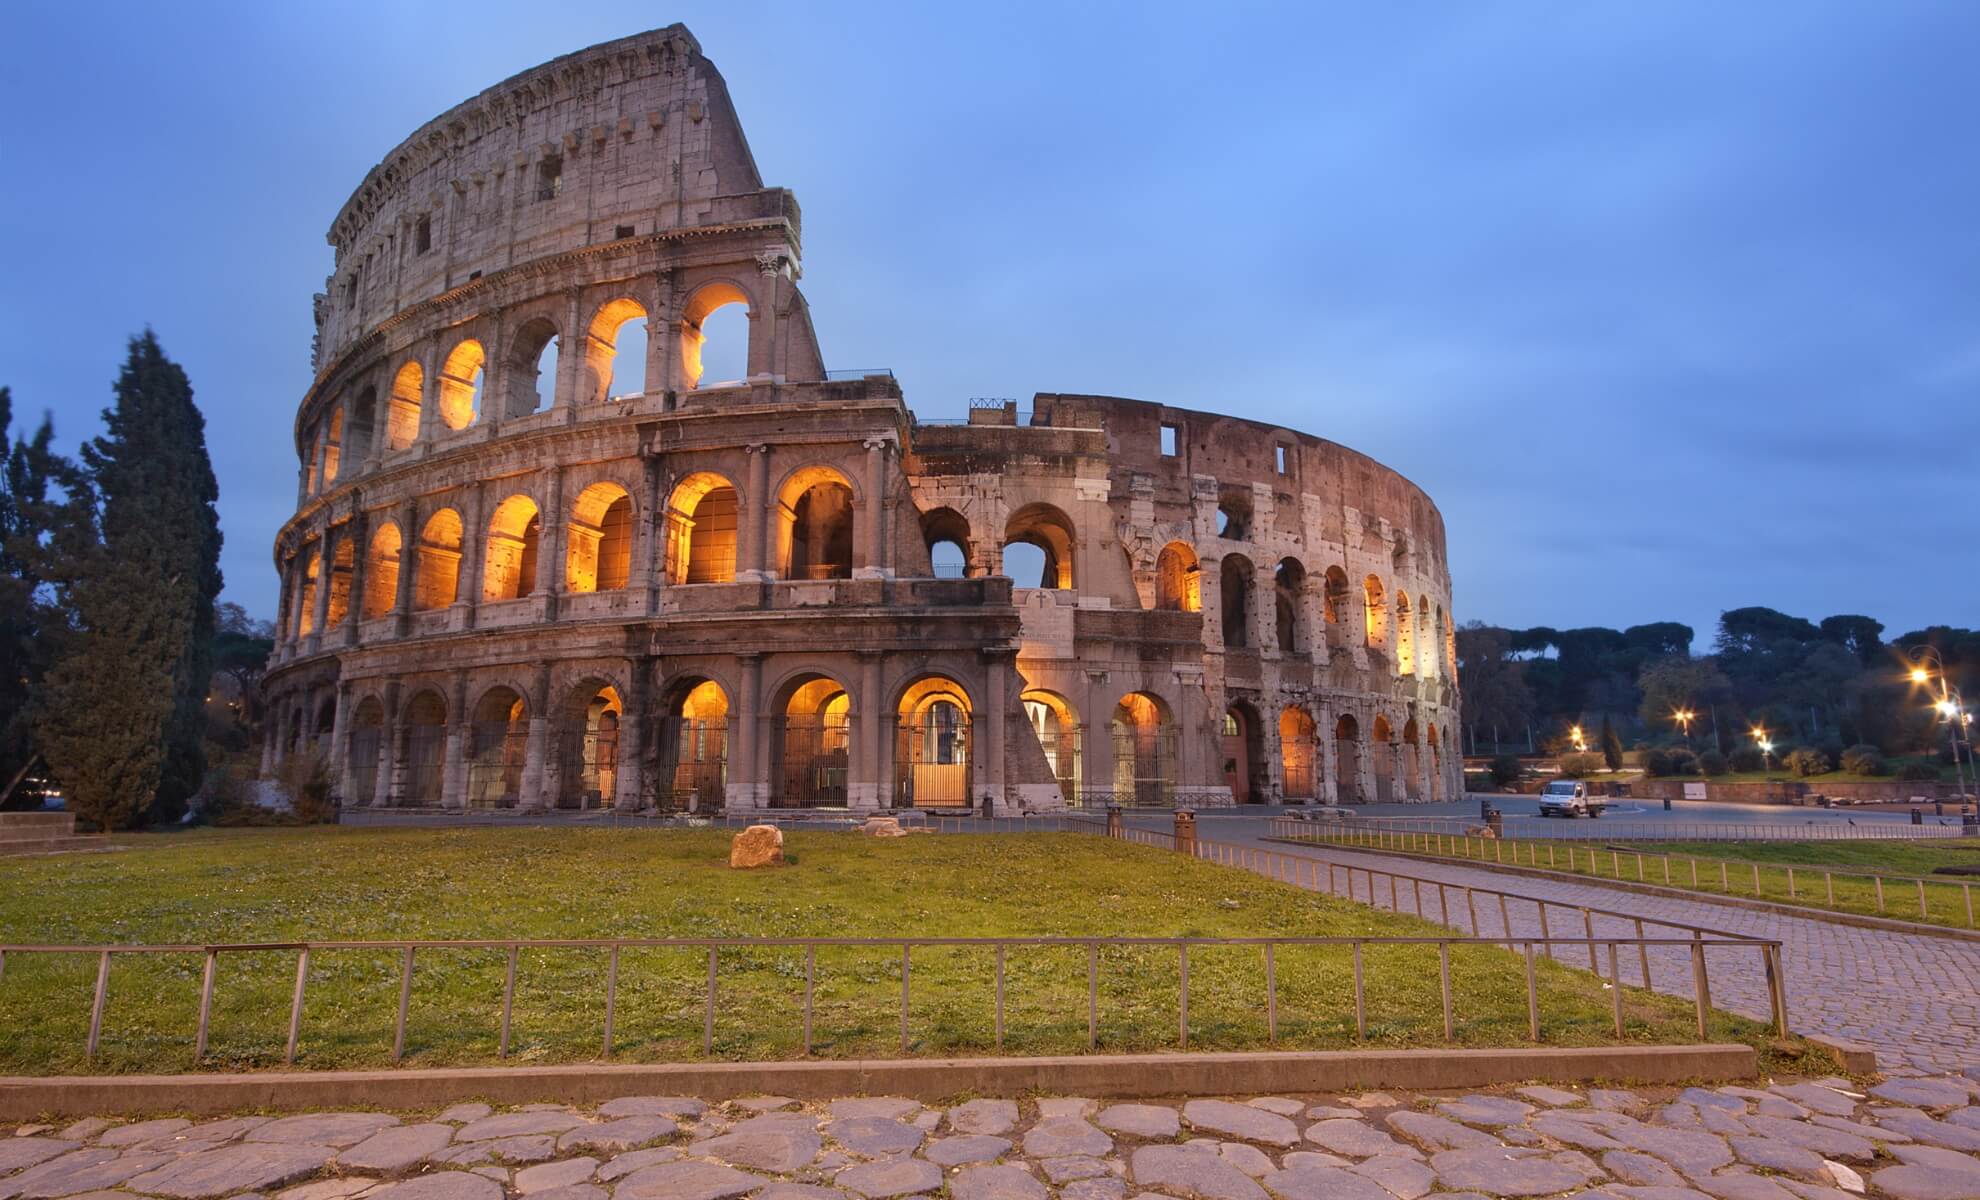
[1395,591,1415,675]
[324,535,355,628]
[296,549,321,637]
[402,690,448,805]
[387,362,423,451]
[1334,713,1362,804]
[1323,567,1350,650]
[286,706,304,757]
[585,297,650,402]
[655,678,728,812]
[920,507,972,579]
[1155,541,1201,612]
[311,697,336,755]
[896,676,972,808]
[1280,707,1316,801]
[1371,714,1396,802]
[1110,692,1175,807]
[663,472,738,584]
[566,482,633,594]
[1220,555,1254,648]
[363,523,402,620]
[413,509,463,610]
[1275,558,1306,654]
[1003,503,1075,590]
[1400,717,1423,801]
[321,409,343,488]
[778,467,854,581]
[347,388,375,465]
[505,318,560,417]
[1222,702,1264,803]
[466,686,528,808]
[681,283,750,389]
[1215,487,1251,541]
[437,339,485,430]
[1426,724,1443,801]
[348,697,384,805]
[482,495,541,602]
[774,674,851,807]
[557,683,623,809]
[1022,689,1082,802]
[1363,574,1387,650]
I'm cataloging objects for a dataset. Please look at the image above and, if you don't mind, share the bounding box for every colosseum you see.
[261,25,1462,814]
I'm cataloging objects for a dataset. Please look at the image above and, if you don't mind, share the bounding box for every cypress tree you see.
[36,333,222,828]
[0,388,73,805]
[1599,713,1624,772]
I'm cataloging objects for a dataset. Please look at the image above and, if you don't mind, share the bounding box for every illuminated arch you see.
[1022,688,1082,799]
[1003,502,1075,590]
[777,465,855,581]
[413,509,463,610]
[1220,554,1255,647]
[1395,590,1415,675]
[895,675,973,807]
[680,282,751,390]
[482,494,541,602]
[664,471,739,584]
[1363,574,1387,649]
[920,507,972,579]
[437,339,485,430]
[363,522,402,619]
[1280,706,1316,800]
[565,481,633,594]
[585,297,649,402]
[1155,541,1200,612]
[387,361,423,450]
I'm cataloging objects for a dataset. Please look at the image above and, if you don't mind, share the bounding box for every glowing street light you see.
[1905,648,1974,809]
[1672,708,1695,749]
[1570,724,1586,753]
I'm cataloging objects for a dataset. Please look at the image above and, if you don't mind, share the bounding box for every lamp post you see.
[1673,708,1695,751]
[1751,727,1773,776]
[1908,649,1975,808]
[1570,724,1586,753]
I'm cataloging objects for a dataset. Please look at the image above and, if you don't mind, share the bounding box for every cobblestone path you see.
[9,1075,1980,1200]
[1191,822,1980,1076]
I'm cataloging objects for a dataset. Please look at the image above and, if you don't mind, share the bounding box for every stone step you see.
[0,835,103,856]
[0,811,75,828]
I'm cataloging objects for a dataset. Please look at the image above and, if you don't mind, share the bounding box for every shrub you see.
[1839,744,1887,776]
[1644,748,1700,777]
[276,751,338,825]
[194,761,257,826]
[1665,749,1699,776]
[1697,750,1730,777]
[1558,752,1604,779]
[1897,761,1940,781]
[1643,749,1672,777]
[1783,746,1832,777]
[1729,746,1764,772]
[1487,755,1523,789]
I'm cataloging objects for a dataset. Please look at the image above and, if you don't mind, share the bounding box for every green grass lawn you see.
[0,827,1772,1074]
[1279,827,1980,930]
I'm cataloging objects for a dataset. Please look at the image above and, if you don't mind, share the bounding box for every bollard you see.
[1912,808,1923,826]
[1485,806,1504,838]
[980,794,996,820]
[1106,804,1124,838]
[1663,796,1672,811]
[1173,809,1197,856]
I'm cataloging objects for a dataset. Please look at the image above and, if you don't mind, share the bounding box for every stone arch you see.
[777,464,856,581]
[1274,558,1306,654]
[1280,706,1317,801]
[1401,716,1423,801]
[680,280,752,390]
[664,471,739,584]
[1363,574,1388,650]
[363,522,402,619]
[347,387,376,465]
[1215,486,1251,541]
[585,296,649,403]
[466,684,528,808]
[1156,541,1200,612]
[401,688,449,805]
[387,361,423,450]
[920,506,972,579]
[413,508,463,610]
[895,674,973,807]
[565,481,634,594]
[1323,566,1351,650]
[504,315,560,417]
[1110,691,1175,807]
[654,675,730,811]
[348,695,386,804]
[321,409,344,488]
[771,670,853,807]
[1334,713,1363,804]
[482,494,542,602]
[1395,591,1415,675]
[1220,554,1255,648]
[437,339,485,430]
[1022,688,1081,801]
[1222,699,1265,803]
[553,676,625,808]
[1004,502,1075,590]
[1425,722,1443,801]
[324,534,356,627]
[296,547,321,637]
[1370,713,1396,802]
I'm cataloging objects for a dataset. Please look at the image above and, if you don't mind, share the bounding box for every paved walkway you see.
[1160,815,1980,1076]
[8,1076,1980,1200]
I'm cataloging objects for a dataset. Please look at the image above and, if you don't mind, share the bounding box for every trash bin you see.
[1173,809,1197,856]
[1911,807,1924,826]
[1662,796,1672,812]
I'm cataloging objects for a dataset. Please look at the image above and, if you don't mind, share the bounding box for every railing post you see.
[993,943,1005,1049]
[602,944,620,1058]
[1087,943,1098,1049]
[1608,944,1624,1037]
[1523,942,1540,1040]
[1764,943,1790,1034]
[86,949,110,1060]
[393,946,414,1062]
[706,947,718,1056]
[194,950,217,1062]
[1633,918,1650,987]
[803,945,815,1055]
[1265,943,1277,1043]
[1438,942,1454,1040]
[1582,909,1599,973]
[1538,903,1553,960]
[1178,943,1190,1049]
[1352,942,1366,1039]
[284,947,310,1066]
[499,944,518,1058]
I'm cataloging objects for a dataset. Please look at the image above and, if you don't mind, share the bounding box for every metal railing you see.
[1273,819,1980,928]
[823,368,893,380]
[1310,812,1966,842]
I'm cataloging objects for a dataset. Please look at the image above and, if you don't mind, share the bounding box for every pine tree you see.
[1599,713,1624,772]
[36,333,222,828]
[0,388,74,805]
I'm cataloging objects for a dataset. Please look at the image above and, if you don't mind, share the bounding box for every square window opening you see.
[1160,423,1179,457]
[615,224,635,240]
[415,215,432,255]
[536,156,563,203]
[1275,444,1289,474]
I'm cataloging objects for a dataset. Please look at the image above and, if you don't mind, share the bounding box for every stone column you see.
[373,680,401,807]
[1318,712,1338,804]
[852,651,882,810]
[519,663,553,811]
[615,657,651,810]
[557,286,586,410]
[739,443,770,581]
[644,271,674,398]
[415,341,442,446]
[392,499,418,637]
[482,314,508,431]
[752,254,784,381]
[986,650,1008,808]
[1254,560,1278,655]
[732,653,763,810]
[306,523,333,654]
[637,456,665,615]
[1303,575,1328,665]
[535,466,566,618]
[1198,554,1224,652]
[440,673,470,809]
[455,484,486,629]
[258,700,280,778]
[856,438,890,579]
[328,682,352,801]
[342,510,368,647]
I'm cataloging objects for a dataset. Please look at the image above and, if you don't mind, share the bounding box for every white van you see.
[1537,779,1605,818]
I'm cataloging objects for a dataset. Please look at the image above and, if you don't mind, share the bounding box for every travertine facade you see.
[263,25,1461,813]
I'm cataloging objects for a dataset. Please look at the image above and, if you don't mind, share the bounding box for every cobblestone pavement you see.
[1169,817,1980,1077]
[10,1076,1980,1200]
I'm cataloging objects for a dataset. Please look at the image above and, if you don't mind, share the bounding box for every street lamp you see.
[1751,727,1773,775]
[1570,724,1586,753]
[1906,648,1975,808]
[1672,708,1695,750]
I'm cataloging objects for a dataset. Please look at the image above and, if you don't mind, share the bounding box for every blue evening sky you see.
[2,2,1975,644]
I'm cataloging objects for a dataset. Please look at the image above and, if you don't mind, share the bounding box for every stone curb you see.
[0,1044,1755,1119]
[1264,835,1980,945]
